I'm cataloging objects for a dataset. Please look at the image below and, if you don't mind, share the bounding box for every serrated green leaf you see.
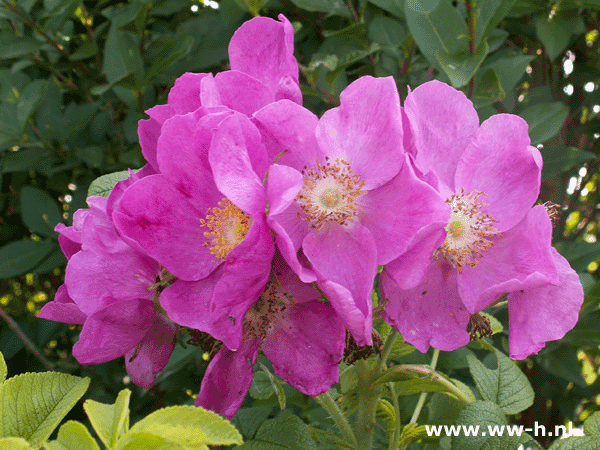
[519,102,569,145]
[0,352,6,383]
[467,352,534,415]
[451,401,507,449]
[83,388,131,449]
[0,240,57,278]
[50,421,100,450]
[0,372,90,446]
[585,411,600,436]
[20,186,62,238]
[548,436,600,450]
[87,170,132,198]
[0,437,32,450]
[125,405,243,447]
[541,147,595,180]
[238,413,317,450]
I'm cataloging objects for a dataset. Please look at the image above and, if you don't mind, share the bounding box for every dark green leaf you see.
[369,0,404,17]
[541,147,595,180]
[232,407,274,440]
[405,0,469,74]
[436,40,489,88]
[555,241,600,273]
[0,33,42,58]
[585,411,600,437]
[0,104,22,148]
[20,186,62,238]
[237,413,318,450]
[472,69,505,109]
[143,35,193,85]
[287,0,351,17]
[519,102,569,145]
[474,0,519,49]
[535,10,584,61]
[548,437,600,450]
[17,80,47,129]
[0,241,56,278]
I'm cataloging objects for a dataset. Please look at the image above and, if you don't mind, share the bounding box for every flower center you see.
[436,188,500,272]
[200,198,252,262]
[296,157,366,229]
[243,282,287,343]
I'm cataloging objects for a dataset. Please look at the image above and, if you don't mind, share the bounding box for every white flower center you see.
[436,189,500,272]
[296,157,366,229]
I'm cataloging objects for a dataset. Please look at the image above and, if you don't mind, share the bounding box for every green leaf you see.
[405,0,469,74]
[0,33,42,59]
[238,413,317,450]
[554,241,600,272]
[17,80,47,129]
[75,147,104,168]
[0,372,90,446]
[20,186,63,238]
[103,5,144,86]
[519,102,569,145]
[474,0,519,49]
[0,352,6,383]
[0,104,22,148]
[548,437,600,450]
[143,34,193,85]
[287,0,351,17]
[471,69,505,109]
[368,0,404,17]
[0,437,32,450]
[112,432,174,450]
[49,421,100,450]
[481,50,534,95]
[0,240,57,278]
[436,40,489,88]
[535,10,584,61]
[585,411,600,436]
[121,405,243,448]
[1,148,47,173]
[468,351,534,415]
[451,401,506,449]
[87,170,132,198]
[232,407,274,440]
[83,388,131,449]
[250,371,275,400]
[257,362,286,411]
[541,146,595,180]
[368,16,407,55]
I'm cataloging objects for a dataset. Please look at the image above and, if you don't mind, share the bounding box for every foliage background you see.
[2,0,600,448]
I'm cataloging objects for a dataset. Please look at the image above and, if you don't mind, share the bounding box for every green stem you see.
[410,349,440,424]
[316,391,358,448]
[373,328,398,375]
[388,382,402,450]
[354,359,382,450]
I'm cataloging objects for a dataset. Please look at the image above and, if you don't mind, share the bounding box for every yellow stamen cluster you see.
[200,198,251,262]
[243,282,288,342]
[436,189,500,272]
[296,157,366,229]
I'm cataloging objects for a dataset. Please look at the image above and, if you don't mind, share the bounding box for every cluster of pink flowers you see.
[39,15,583,419]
